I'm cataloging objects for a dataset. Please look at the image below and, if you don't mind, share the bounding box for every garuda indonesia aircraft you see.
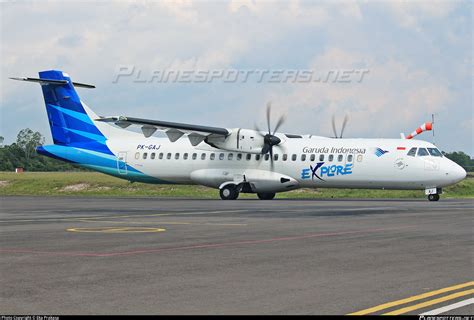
[11,70,466,201]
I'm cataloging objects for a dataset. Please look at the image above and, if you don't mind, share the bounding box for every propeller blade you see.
[261,143,270,155]
[254,124,266,137]
[269,147,274,171]
[273,115,286,135]
[331,114,338,138]
[339,114,349,138]
[266,101,272,134]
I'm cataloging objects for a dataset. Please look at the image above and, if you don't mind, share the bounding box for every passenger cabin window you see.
[228,153,233,160]
[301,154,306,161]
[274,154,279,161]
[417,148,429,157]
[210,153,215,160]
[291,154,297,161]
[319,154,324,161]
[264,154,270,161]
[407,147,417,157]
[283,154,288,161]
[167,153,171,160]
[246,154,252,161]
[255,155,261,161]
[237,154,242,160]
[175,153,180,160]
[159,153,163,159]
[347,154,353,162]
[219,153,224,160]
[310,154,315,161]
[337,155,343,162]
[328,154,334,162]
[192,153,197,160]
[183,153,188,160]
[143,153,148,160]
[135,152,140,160]
[201,153,206,160]
[150,153,155,160]
[427,148,443,157]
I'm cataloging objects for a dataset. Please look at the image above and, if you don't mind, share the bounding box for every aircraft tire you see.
[428,194,440,201]
[257,192,276,200]
[220,185,239,200]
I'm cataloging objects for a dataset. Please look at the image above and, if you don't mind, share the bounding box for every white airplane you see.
[11,70,466,201]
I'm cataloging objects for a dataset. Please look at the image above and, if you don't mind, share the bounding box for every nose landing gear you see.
[426,187,442,201]
[428,194,440,201]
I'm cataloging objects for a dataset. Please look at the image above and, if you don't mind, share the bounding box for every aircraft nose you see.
[450,163,466,183]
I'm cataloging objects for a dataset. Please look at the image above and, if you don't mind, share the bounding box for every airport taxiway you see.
[0,196,472,314]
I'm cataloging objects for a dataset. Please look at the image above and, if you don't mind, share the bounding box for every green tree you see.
[1,129,91,172]
[16,128,45,163]
[442,151,474,171]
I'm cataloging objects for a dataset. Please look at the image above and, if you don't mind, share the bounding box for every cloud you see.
[0,0,471,154]
[264,47,452,138]
[385,0,459,31]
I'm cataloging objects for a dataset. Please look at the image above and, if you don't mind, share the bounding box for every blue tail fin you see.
[38,70,111,154]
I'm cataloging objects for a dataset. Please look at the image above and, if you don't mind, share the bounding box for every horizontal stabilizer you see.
[10,77,95,88]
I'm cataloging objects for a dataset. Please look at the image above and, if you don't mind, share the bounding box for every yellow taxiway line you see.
[66,227,166,233]
[348,281,474,315]
[383,289,474,315]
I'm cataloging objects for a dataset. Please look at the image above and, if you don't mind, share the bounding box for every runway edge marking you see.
[419,298,474,315]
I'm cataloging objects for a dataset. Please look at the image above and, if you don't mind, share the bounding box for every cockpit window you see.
[407,147,417,157]
[427,148,443,157]
[417,148,429,156]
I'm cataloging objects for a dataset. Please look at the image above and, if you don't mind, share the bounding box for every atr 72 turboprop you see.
[11,70,466,201]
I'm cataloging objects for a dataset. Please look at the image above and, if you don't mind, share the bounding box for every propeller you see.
[331,114,349,138]
[255,102,285,170]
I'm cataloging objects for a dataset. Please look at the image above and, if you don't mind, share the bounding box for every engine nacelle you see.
[205,128,264,154]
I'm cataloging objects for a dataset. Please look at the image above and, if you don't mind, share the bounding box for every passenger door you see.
[117,152,128,175]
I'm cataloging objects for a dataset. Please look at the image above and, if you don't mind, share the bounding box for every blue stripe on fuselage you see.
[37,144,170,184]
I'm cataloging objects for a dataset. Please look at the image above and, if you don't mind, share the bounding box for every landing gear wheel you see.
[257,192,276,200]
[428,194,440,202]
[220,185,239,200]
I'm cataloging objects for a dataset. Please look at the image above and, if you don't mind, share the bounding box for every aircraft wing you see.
[96,116,230,146]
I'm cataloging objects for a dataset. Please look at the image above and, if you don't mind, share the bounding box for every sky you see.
[1,0,472,155]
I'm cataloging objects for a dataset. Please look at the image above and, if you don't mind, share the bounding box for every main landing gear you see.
[428,194,440,202]
[219,185,239,200]
[219,184,276,200]
[257,192,276,200]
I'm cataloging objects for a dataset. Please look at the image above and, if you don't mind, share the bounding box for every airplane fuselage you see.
[40,132,465,193]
